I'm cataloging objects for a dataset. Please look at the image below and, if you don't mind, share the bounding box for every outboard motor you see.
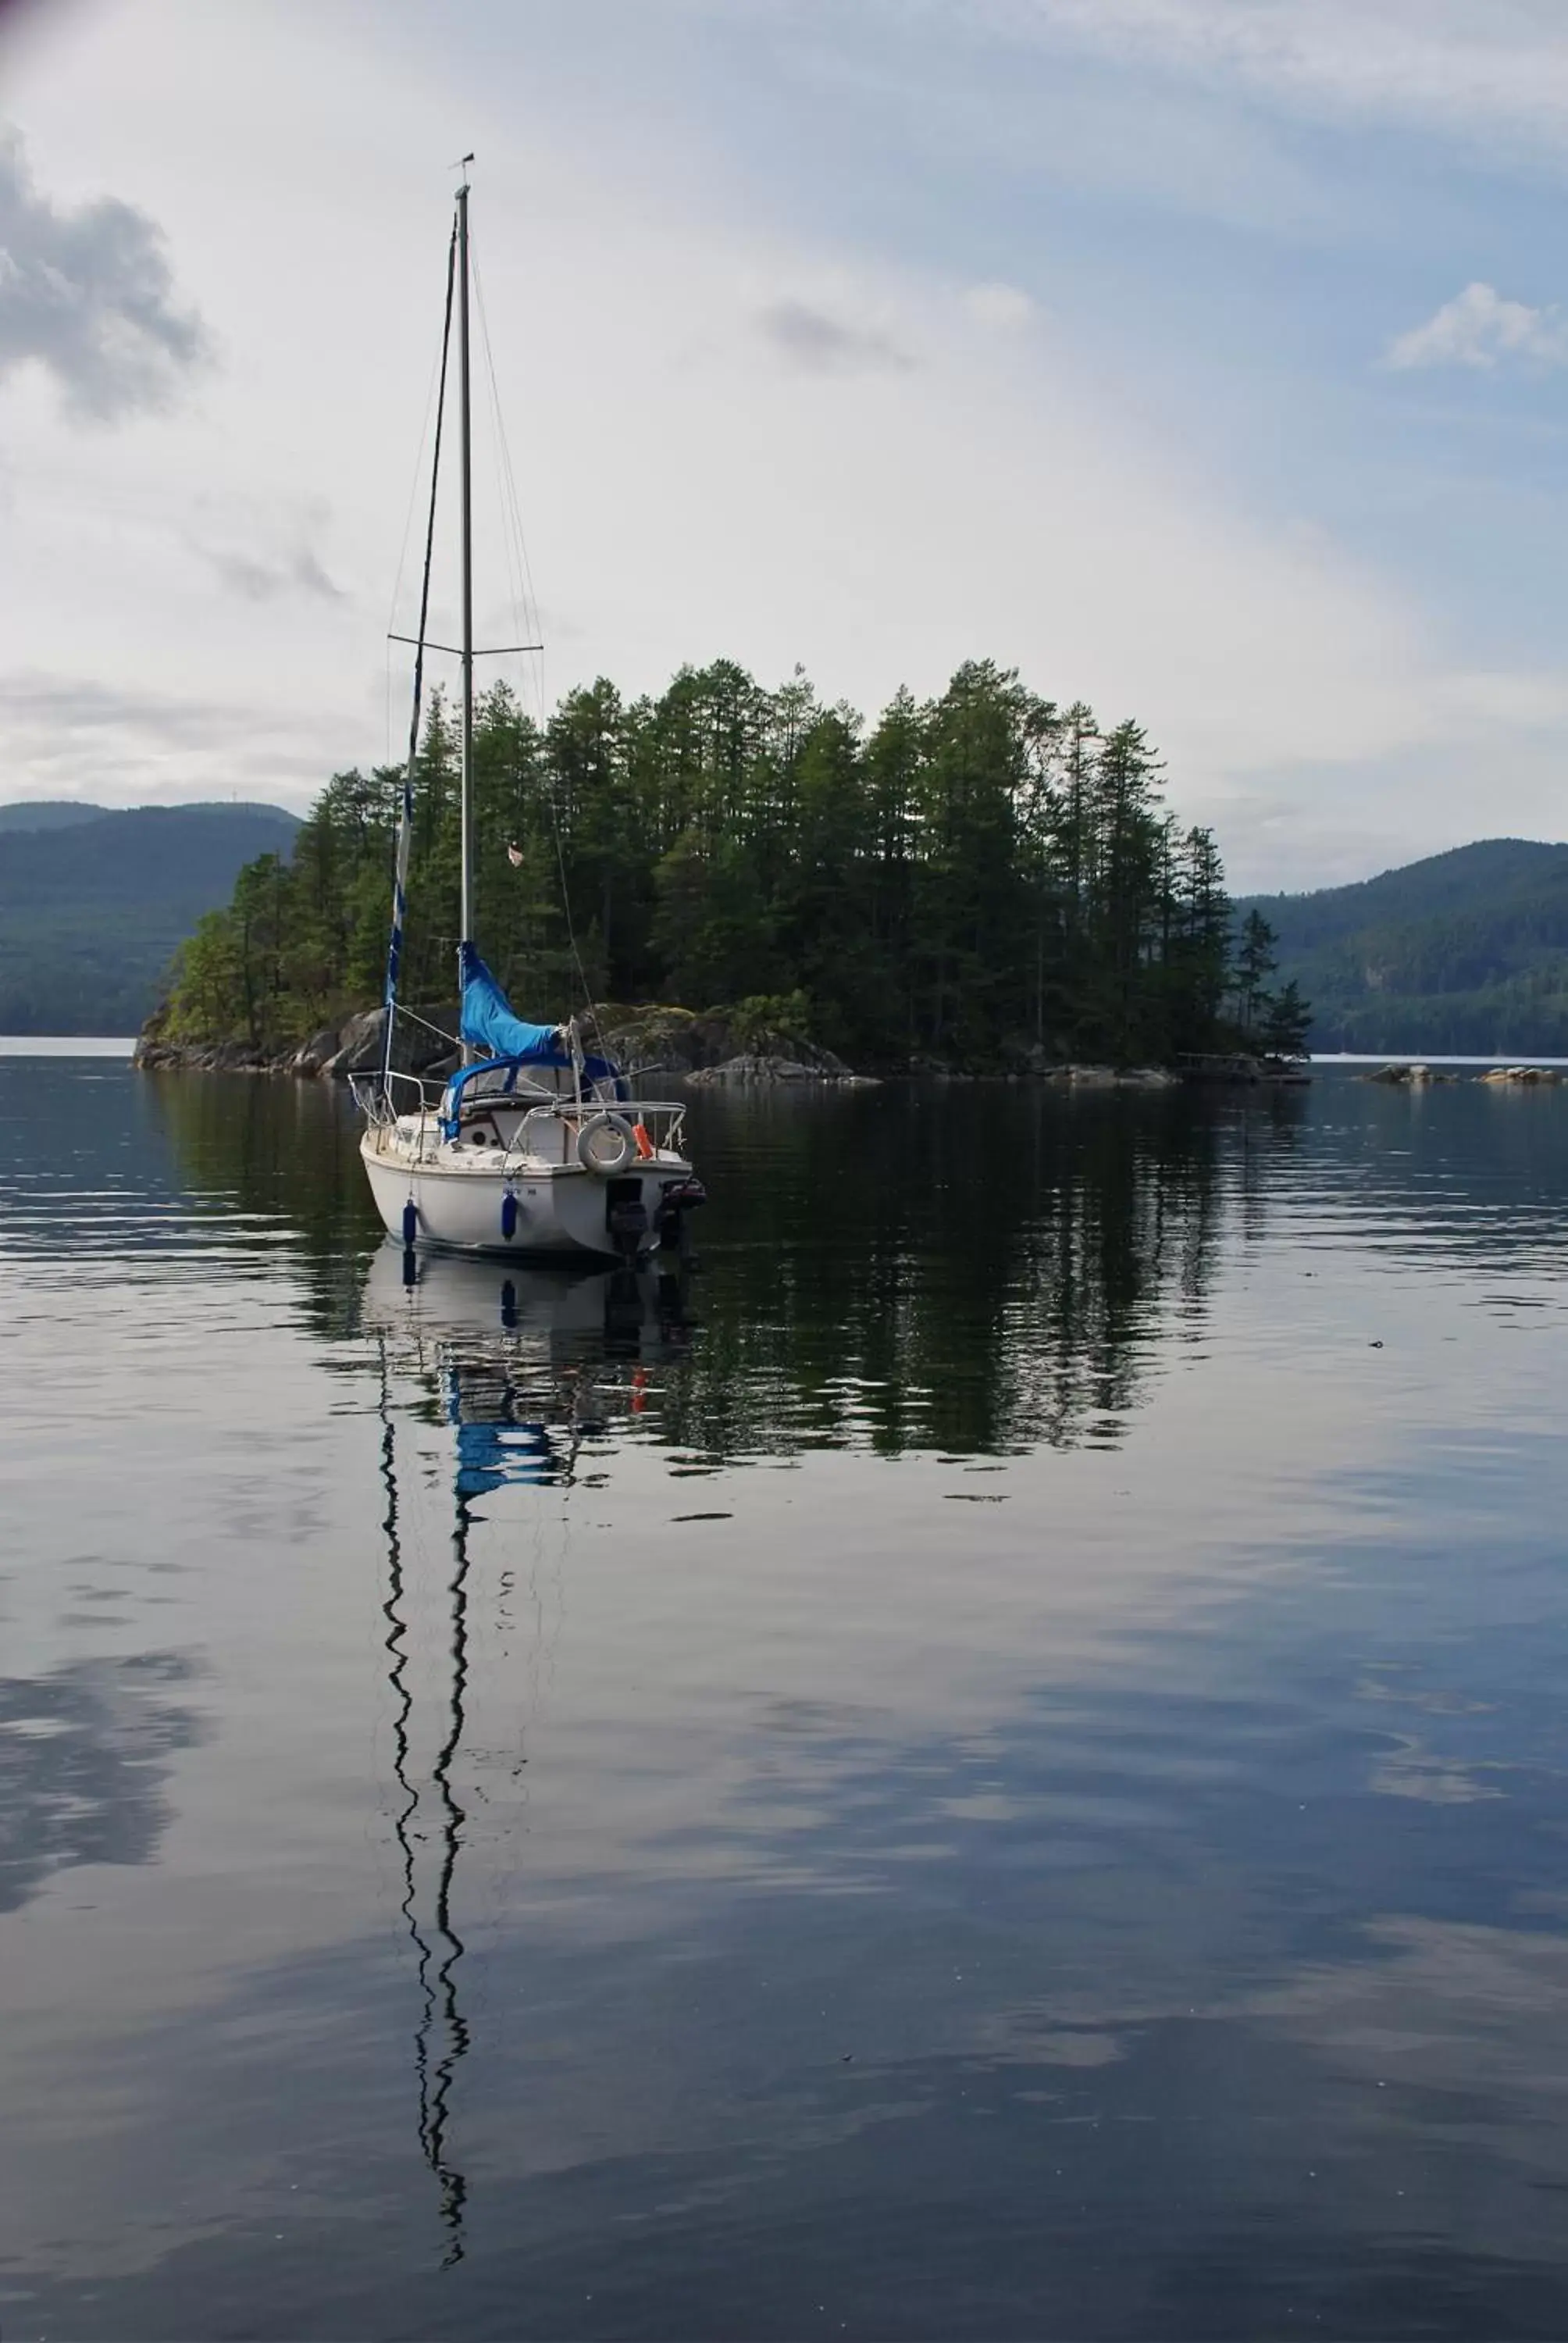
[654,1175,707,1252]
[605,1178,649,1258]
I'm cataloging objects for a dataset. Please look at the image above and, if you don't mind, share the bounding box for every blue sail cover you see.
[454,1419,554,1496]
[458,943,561,1063]
[441,944,626,1136]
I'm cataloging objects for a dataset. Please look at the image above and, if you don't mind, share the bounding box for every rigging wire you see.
[474,335,533,696]
[404,228,459,783]
[468,231,544,720]
[399,1004,461,1049]
[469,230,608,1061]
[385,276,458,764]
[544,753,609,1064]
[383,224,458,1089]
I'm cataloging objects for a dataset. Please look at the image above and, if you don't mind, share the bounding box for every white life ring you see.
[576,1111,636,1176]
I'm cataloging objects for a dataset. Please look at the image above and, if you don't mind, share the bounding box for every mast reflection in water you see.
[20,1065,1568,2334]
[364,1247,695,2259]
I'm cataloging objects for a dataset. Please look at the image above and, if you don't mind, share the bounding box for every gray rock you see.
[291,1026,342,1075]
[318,1010,385,1078]
[319,1004,459,1079]
[689,1053,817,1086]
[591,1004,860,1082]
[686,1049,877,1086]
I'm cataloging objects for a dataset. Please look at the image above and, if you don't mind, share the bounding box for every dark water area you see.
[5,1055,1568,2340]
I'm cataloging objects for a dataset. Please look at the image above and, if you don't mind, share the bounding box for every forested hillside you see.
[0,802,301,1033]
[0,801,116,834]
[163,658,1251,1068]
[1238,840,1568,1052]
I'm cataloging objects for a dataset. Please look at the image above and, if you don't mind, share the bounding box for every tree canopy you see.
[166,657,1282,1067]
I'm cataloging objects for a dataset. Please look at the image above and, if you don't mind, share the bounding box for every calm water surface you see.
[4,1057,1568,2339]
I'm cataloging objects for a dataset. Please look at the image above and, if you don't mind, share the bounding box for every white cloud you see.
[1385,281,1568,371]
[197,544,343,603]
[757,296,913,373]
[984,0,1568,154]
[0,670,337,805]
[0,127,208,421]
[182,497,346,603]
[639,0,1568,152]
[5,0,1568,887]
[963,281,1035,330]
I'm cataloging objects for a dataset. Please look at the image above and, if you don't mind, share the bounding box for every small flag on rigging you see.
[506,842,524,867]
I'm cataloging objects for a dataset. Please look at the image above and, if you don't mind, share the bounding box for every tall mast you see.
[456,167,475,964]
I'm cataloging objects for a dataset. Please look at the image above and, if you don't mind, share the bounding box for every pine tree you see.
[166,657,1245,1069]
[1233,909,1278,1033]
[1257,978,1312,1057]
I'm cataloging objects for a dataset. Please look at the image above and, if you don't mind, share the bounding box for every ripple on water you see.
[2,1066,1568,2336]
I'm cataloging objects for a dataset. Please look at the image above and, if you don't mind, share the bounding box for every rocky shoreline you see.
[133,1000,878,1087]
[133,999,1271,1090]
[1363,1061,1565,1086]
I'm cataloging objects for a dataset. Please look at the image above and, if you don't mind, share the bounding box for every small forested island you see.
[139,658,1309,1079]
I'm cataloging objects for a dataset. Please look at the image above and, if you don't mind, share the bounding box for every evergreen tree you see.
[1233,908,1278,1033]
[1256,978,1312,1058]
[164,657,1274,1068]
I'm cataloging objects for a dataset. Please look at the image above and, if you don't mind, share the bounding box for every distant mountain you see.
[1238,839,1568,1053]
[0,798,291,834]
[0,801,114,833]
[0,801,301,1034]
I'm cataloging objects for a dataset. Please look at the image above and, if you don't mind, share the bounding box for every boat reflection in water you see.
[364,1241,694,1491]
[361,1243,694,2262]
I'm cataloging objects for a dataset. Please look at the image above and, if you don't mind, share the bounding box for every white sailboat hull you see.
[361,1130,689,1260]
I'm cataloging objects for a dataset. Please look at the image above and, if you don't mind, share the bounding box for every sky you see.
[4,0,1568,887]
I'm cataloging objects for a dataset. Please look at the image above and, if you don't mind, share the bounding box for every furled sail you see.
[458,943,563,1064]
[443,944,626,1136]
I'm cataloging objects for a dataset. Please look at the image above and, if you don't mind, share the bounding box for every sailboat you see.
[354,169,705,1262]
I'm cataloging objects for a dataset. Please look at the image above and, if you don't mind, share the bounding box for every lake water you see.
[5,1054,1568,2339]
